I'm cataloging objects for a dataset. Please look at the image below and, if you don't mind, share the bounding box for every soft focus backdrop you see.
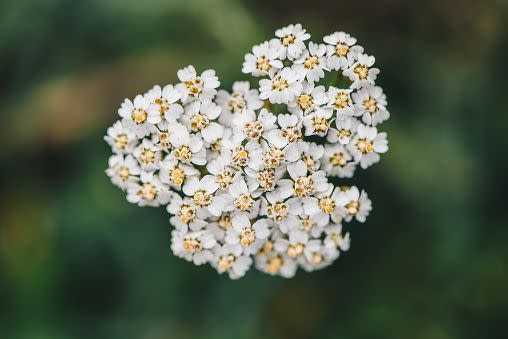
[1,0,508,338]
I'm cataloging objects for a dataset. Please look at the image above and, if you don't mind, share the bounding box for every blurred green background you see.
[1,0,508,338]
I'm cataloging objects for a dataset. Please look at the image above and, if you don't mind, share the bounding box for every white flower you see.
[206,156,238,191]
[225,214,270,255]
[274,229,309,259]
[133,138,161,171]
[182,175,220,214]
[302,107,333,137]
[323,31,363,70]
[299,142,324,173]
[145,84,184,125]
[181,100,223,143]
[171,229,216,265]
[324,225,350,253]
[106,154,140,190]
[209,177,260,218]
[273,23,310,60]
[293,42,328,83]
[259,67,302,104]
[327,117,359,145]
[170,128,206,166]
[222,139,263,171]
[212,243,252,279]
[167,194,208,231]
[176,65,220,103]
[255,252,297,278]
[301,239,337,271]
[322,144,356,178]
[288,82,328,115]
[348,124,388,169]
[302,185,342,227]
[216,81,263,117]
[158,155,199,189]
[336,186,372,222]
[106,26,391,279]
[233,108,277,142]
[265,114,305,160]
[105,120,137,154]
[260,189,302,230]
[352,85,389,126]
[244,164,286,196]
[118,95,156,138]
[126,171,171,207]
[277,160,329,199]
[343,53,380,89]
[326,87,355,118]
[242,40,283,77]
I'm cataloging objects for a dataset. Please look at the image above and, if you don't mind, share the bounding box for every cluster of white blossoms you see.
[105,24,389,279]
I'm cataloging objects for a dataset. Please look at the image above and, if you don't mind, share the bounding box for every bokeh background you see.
[1,0,508,338]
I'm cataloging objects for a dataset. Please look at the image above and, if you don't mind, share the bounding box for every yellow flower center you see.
[287,243,304,258]
[335,43,350,56]
[267,255,283,273]
[304,56,319,69]
[266,202,288,222]
[264,148,285,168]
[170,167,185,186]
[114,134,129,150]
[281,127,301,143]
[218,214,232,230]
[311,115,330,133]
[228,93,246,112]
[319,196,335,214]
[333,92,350,109]
[354,65,369,80]
[172,145,192,163]
[154,98,170,118]
[298,94,313,110]
[345,201,359,215]
[231,146,249,168]
[281,34,296,46]
[190,113,209,132]
[240,227,256,246]
[234,194,254,211]
[140,148,156,164]
[117,166,130,180]
[356,138,374,154]
[184,77,204,96]
[257,169,276,190]
[301,155,317,172]
[300,217,315,233]
[330,152,347,167]
[217,169,234,189]
[294,176,314,197]
[256,56,271,72]
[272,76,289,91]
[218,254,236,271]
[178,204,195,223]
[138,182,157,201]
[193,190,212,207]
[132,108,147,124]
[364,98,378,113]
[183,236,202,253]
[244,121,264,140]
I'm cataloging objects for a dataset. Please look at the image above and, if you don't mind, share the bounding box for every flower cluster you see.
[105,24,389,279]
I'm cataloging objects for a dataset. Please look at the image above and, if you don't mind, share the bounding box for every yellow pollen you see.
[114,134,129,149]
[335,43,349,56]
[272,76,289,91]
[364,98,378,113]
[354,65,369,80]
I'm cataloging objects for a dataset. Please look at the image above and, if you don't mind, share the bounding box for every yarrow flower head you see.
[105,24,390,279]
